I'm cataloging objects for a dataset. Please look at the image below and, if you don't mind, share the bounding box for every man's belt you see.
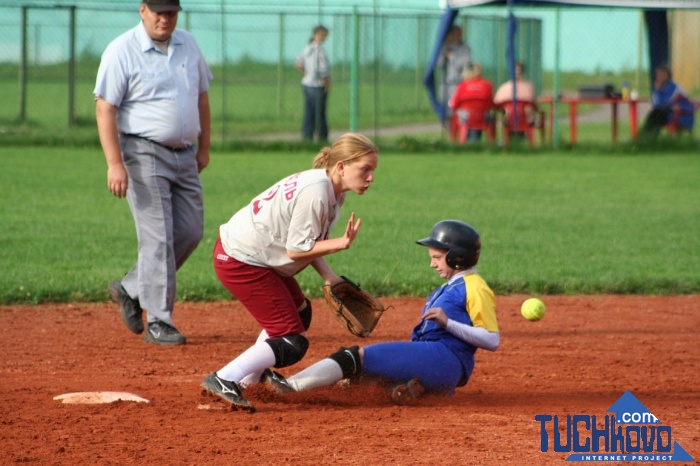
[122,133,192,152]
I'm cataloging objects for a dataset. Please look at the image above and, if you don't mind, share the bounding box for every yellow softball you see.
[521,298,546,321]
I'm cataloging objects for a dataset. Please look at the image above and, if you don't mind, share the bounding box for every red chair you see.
[664,100,698,136]
[451,98,496,144]
[495,100,545,148]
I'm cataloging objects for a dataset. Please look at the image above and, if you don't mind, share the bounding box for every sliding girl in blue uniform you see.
[265,219,500,404]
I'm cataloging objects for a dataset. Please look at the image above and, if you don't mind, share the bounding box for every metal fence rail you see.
[2,3,674,146]
[0,4,547,144]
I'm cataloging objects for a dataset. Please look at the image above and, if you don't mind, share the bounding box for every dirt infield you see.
[1,295,698,465]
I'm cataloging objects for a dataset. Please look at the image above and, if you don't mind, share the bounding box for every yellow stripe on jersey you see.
[464,273,499,332]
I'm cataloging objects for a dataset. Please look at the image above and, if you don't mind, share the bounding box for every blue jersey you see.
[652,80,695,129]
[412,273,498,363]
[363,271,498,394]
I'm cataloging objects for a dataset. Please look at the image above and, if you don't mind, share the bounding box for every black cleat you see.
[390,378,426,405]
[201,372,254,412]
[261,368,295,394]
[108,280,144,334]
[144,320,186,346]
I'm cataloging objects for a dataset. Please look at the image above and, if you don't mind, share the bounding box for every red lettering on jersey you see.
[283,173,301,202]
[252,185,280,215]
[285,182,297,201]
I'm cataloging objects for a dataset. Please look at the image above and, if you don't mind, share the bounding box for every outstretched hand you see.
[340,212,362,250]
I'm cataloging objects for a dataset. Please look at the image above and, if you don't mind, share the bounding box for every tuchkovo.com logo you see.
[535,391,694,462]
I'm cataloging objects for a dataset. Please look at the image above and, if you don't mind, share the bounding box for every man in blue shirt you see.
[94,0,213,345]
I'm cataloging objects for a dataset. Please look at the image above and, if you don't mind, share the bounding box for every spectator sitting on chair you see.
[449,63,494,142]
[640,64,695,138]
[494,61,536,105]
[494,61,537,126]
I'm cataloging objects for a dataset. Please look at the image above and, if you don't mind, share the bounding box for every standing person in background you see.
[640,64,695,137]
[437,25,472,120]
[296,25,330,142]
[201,133,379,412]
[94,0,212,345]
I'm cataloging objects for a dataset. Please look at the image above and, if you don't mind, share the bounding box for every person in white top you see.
[296,25,330,142]
[201,133,379,411]
[95,0,212,346]
[437,25,472,118]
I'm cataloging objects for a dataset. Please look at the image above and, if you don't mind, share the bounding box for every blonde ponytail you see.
[312,147,333,169]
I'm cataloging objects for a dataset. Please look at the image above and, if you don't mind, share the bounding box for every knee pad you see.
[299,298,312,331]
[328,345,362,379]
[266,334,309,368]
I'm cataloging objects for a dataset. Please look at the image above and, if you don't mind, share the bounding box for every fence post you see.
[277,13,285,118]
[635,11,643,92]
[552,7,561,149]
[416,16,422,110]
[19,6,28,122]
[349,7,359,132]
[220,1,227,144]
[373,12,381,140]
[68,6,76,127]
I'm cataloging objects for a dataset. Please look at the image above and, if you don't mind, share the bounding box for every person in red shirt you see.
[449,63,494,142]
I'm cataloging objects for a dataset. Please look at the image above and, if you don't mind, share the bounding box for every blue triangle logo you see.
[561,391,695,461]
[670,442,695,461]
[607,390,661,424]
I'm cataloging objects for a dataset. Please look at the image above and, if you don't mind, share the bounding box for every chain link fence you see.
[1,3,694,146]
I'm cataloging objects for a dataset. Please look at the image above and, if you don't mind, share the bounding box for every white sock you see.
[217,341,276,383]
[238,330,270,388]
[288,358,343,392]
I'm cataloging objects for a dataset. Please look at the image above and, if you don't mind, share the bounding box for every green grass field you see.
[1,146,698,305]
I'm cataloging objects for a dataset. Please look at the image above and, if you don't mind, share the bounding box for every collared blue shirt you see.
[94,22,213,148]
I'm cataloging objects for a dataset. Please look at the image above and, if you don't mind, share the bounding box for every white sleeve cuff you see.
[445,319,500,351]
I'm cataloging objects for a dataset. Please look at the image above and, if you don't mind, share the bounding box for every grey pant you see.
[119,135,203,326]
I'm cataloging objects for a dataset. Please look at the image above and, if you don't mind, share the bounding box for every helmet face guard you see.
[416,220,481,270]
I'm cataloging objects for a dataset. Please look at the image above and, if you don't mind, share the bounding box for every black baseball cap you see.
[142,0,182,13]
